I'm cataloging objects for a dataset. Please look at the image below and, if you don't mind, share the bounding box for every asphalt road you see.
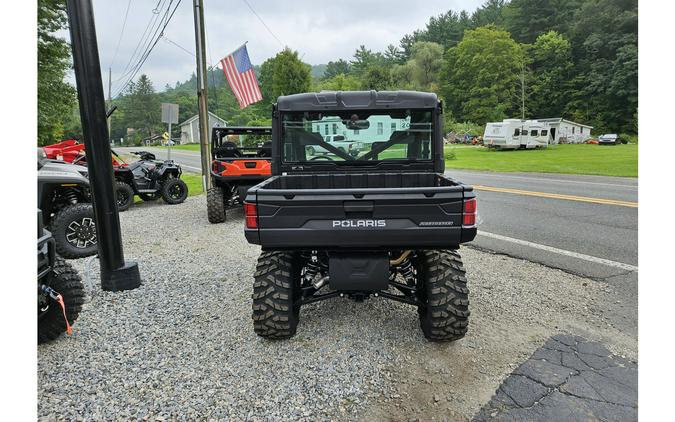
[117,145,638,333]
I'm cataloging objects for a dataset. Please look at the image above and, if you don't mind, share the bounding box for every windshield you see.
[280,109,434,163]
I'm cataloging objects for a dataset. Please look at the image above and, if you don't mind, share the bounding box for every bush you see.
[619,133,638,144]
[444,148,457,161]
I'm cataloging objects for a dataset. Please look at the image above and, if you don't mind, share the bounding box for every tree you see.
[471,0,507,27]
[503,0,581,43]
[410,42,444,92]
[528,31,573,118]
[361,66,392,91]
[565,0,637,133]
[350,45,384,75]
[315,73,361,91]
[323,59,351,79]
[440,26,525,124]
[126,74,160,137]
[391,62,416,90]
[383,44,405,65]
[269,48,312,98]
[38,0,77,145]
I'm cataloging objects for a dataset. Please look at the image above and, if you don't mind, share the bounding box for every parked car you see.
[598,134,626,145]
[306,135,364,157]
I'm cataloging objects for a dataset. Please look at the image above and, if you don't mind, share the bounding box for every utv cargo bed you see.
[244,172,476,249]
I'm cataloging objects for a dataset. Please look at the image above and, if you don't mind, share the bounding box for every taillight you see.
[244,202,258,229]
[463,198,477,227]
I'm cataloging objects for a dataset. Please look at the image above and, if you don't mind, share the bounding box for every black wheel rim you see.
[117,189,130,206]
[65,217,97,248]
[168,182,184,199]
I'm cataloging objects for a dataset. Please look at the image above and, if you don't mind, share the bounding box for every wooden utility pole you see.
[193,0,212,191]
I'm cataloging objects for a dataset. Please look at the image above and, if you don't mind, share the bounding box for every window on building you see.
[522,130,529,136]
[391,122,396,132]
[324,124,329,135]
[531,130,539,136]
[514,129,520,136]
[581,127,584,134]
[354,129,360,135]
[377,122,383,135]
[541,130,548,136]
[332,123,337,135]
[572,127,575,134]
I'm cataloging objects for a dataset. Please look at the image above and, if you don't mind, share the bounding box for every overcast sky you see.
[64,0,484,96]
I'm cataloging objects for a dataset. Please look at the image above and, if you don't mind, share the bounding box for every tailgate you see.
[246,176,476,249]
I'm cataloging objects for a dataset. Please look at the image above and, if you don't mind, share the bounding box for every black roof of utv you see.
[276,90,439,111]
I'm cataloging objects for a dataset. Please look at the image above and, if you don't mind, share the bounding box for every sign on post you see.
[161,103,179,159]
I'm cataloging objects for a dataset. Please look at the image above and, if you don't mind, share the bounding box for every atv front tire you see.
[252,251,301,339]
[38,257,85,343]
[207,187,226,223]
[115,181,134,212]
[161,178,188,204]
[416,250,470,342]
[49,204,98,259]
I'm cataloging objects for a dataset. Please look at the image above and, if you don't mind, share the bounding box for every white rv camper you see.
[483,119,551,149]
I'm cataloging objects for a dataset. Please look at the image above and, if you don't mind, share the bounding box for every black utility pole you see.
[66,0,141,291]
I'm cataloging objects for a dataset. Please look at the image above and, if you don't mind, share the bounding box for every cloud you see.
[64,0,484,92]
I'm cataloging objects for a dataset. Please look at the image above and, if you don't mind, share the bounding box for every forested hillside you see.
[39,0,637,145]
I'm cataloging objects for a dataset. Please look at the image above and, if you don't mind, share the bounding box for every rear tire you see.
[207,187,226,223]
[252,251,301,339]
[49,203,97,259]
[416,250,470,342]
[115,181,134,212]
[38,257,85,343]
[161,178,188,204]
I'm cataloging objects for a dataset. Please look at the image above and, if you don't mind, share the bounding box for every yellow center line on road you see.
[473,185,638,208]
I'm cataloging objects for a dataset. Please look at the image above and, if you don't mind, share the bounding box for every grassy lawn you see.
[180,173,205,196]
[444,144,638,177]
[157,144,202,151]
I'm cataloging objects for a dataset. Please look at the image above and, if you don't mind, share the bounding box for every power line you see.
[109,0,133,70]
[162,35,194,57]
[112,0,178,97]
[112,0,183,98]
[240,0,285,48]
[115,0,168,82]
[114,0,172,86]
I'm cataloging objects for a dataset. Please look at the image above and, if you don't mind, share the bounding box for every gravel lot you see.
[38,196,637,421]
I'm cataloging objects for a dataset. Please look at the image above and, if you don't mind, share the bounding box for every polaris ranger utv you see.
[243,91,477,342]
[207,126,272,223]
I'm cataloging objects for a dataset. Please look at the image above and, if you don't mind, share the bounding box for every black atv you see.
[38,210,85,343]
[38,159,98,259]
[114,151,188,211]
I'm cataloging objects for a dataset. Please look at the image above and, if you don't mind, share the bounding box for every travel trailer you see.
[483,119,551,149]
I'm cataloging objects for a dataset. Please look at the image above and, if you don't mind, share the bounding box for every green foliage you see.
[410,42,444,92]
[323,59,351,79]
[503,0,581,43]
[315,73,361,91]
[269,48,312,97]
[37,0,76,145]
[440,26,525,124]
[361,66,392,91]
[350,45,386,75]
[528,31,574,117]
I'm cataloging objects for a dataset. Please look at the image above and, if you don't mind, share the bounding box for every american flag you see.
[220,44,262,109]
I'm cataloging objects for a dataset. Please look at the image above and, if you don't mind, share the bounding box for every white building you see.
[310,115,410,143]
[534,118,593,144]
[179,112,227,144]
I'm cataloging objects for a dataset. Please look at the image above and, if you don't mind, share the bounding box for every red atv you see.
[42,139,127,167]
[207,127,272,223]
